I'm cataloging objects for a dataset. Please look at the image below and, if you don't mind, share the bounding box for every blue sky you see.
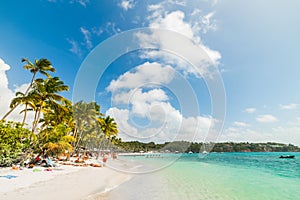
[0,0,300,145]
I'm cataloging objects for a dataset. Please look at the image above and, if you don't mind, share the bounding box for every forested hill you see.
[115,141,300,153]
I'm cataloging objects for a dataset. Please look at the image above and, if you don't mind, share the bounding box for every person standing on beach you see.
[103,154,108,163]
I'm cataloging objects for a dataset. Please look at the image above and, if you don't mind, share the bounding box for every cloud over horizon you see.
[105,61,214,143]
[0,58,34,125]
[256,114,278,123]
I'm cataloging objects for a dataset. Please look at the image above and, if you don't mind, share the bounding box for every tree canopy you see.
[0,58,119,166]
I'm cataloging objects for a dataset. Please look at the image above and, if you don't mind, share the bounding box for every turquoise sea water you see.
[103,152,300,200]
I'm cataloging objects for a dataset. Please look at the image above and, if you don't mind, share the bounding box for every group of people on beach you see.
[20,150,119,169]
[25,153,56,168]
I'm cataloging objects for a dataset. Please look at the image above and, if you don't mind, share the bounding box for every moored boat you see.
[279,155,295,159]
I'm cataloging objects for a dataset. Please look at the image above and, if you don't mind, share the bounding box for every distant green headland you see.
[115,141,300,153]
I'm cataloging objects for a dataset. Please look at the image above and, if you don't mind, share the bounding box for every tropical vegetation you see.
[115,141,300,153]
[0,58,118,166]
[0,121,36,166]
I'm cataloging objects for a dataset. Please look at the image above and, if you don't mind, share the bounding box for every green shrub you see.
[0,121,36,166]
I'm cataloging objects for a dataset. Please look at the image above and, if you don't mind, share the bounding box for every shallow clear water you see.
[103,152,300,200]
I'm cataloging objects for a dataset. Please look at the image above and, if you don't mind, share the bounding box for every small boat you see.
[279,155,295,159]
[188,151,193,154]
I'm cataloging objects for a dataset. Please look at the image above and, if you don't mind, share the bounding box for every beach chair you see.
[47,157,59,167]
[41,157,58,167]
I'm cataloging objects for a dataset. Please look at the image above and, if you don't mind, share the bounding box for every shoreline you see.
[0,159,132,200]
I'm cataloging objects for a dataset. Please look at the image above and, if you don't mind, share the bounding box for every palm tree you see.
[9,92,36,126]
[72,101,103,152]
[37,99,74,155]
[40,99,73,129]
[29,77,69,133]
[1,58,55,120]
[99,116,118,138]
[98,116,118,152]
[81,123,105,151]
[22,58,55,94]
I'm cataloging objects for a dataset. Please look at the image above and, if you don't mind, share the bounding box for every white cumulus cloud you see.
[0,58,34,124]
[106,107,138,138]
[233,121,250,127]
[256,114,278,123]
[221,120,300,146]
[105,58,215,143]
[119,0,135,11]
[106,105,213,143]
[136,10,221,79]
[245,107,256,113]
[280,103,299,110]
[107,62,175,92]
[150,11,195,40]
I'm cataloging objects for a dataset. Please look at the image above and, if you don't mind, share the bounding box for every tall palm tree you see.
[22,58,55,94]
[29,77,69,133]
[72,101,103,151]
[98,116,118,152]
[1,58,55,120]
[99,116,118,138]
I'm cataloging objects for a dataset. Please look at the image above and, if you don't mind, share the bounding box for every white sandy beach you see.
[0,160,132,200]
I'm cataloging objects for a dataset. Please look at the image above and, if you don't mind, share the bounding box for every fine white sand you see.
[0,160,131,200]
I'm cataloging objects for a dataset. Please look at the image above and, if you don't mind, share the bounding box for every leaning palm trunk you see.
[32,109,38,132]
[21,104,28,126]
[32,107,43,133]
[32,107,40,133]
[1,107,17,121]
[1,74,36,121]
